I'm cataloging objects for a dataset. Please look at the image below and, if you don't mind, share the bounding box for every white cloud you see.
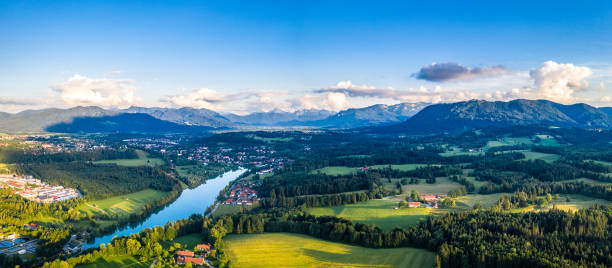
[50,74,139,108]
[529,61,593,103]
[161,88,293,114]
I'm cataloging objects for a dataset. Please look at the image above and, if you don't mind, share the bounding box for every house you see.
[197,244,211,252]
[177,250,194,257]
[176,256,186,265]
[408,202,421,208]
[185,257,205,266]
[421,195,437,202]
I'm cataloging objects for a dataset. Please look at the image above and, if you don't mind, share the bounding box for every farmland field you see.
[79,189,168,216]
[211,203,245,218]
[161,234,203,249]
[93,149,164,167]
[521,151,560,162]
[311,166,357,175]
[455,193,506,209]
[484,137,533,150]
[306,199,430,230]
[225,233,436,268]
[439,146,483,157]
[508,194,611,213]
[396,177,464,195]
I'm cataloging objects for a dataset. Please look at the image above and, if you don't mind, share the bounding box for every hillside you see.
[386,99,612,134]
[300,102,429,128]
[122,106,233,128]
[0,106,116,133]
[45,113,210,133]
[224,109,334,126]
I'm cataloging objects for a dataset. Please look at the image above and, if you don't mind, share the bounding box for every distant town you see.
[0,174,80,203]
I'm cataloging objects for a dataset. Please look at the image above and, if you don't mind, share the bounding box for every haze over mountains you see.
[1,99,612,134]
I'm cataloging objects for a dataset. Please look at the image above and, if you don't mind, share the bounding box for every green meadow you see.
[225,233,436,268]
[79,189,168,217]
[521,151,560,162]
[311,166,358,176]
[93,149,164,167]
[307,199,430,230]
[455,193,506,209]
[161,233,203,249]
[395,177,464,195]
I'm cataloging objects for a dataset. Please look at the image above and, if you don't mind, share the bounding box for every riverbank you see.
[84,168,247,248]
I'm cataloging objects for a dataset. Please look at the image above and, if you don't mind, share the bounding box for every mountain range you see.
[296,103,430,128]
[1,99,612,134]
[388,99,612,134]
[122,106,233,128]
[223,109,335,126]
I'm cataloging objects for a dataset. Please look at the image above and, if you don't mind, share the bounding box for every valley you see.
[0,100,611,268]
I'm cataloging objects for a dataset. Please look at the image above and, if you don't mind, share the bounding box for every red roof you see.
[408,202,421,206]
[177,250,194,257]
[185,257,205,265]
[197,244,211,251]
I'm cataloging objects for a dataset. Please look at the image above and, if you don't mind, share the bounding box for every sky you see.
[0,0,611,114]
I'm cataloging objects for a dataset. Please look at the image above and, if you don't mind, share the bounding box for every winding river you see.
[85,168,246,248]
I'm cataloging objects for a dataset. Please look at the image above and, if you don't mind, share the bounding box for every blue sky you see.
[0,0,610,113]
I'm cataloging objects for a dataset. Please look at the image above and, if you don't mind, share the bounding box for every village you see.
[175,243,212,267]
[223,179,261,206]
[401,194,445,209]
[0,174,81,203]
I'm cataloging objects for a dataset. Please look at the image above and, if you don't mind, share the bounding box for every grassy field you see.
[521,151,560,162]
[80,255,150,268]
[394,177,464,195]
[312,166,358,176]
[161,234,203,249]
[93,149,165,167]
[225,233,436,268]
[455,193,506,209]
[546,194,611,212]
[484,137,533,150]
[79,189,168,216]
[307,199,430,230]
[369,164,433,171]
[508,194,611,213]
[534,135,561,146]
[439,146,483,157]
[212,203,246,218]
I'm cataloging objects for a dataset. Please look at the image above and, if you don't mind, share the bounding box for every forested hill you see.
[0,106,212,133]
[382,99,612,134]
[45,113,212,133]
[0,106,115,133]
[122,106,234,128]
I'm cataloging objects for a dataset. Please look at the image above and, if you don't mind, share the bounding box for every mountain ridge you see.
[384,99,612,134]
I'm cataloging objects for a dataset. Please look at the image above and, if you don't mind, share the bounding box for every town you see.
[223,179,261,206]
[0,174,80,203]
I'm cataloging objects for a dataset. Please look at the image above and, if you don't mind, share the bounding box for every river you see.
[85,168,246,248]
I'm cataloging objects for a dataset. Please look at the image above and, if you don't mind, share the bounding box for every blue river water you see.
[85,168,246,248]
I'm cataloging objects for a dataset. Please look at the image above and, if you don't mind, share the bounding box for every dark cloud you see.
[414,62,508,82]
